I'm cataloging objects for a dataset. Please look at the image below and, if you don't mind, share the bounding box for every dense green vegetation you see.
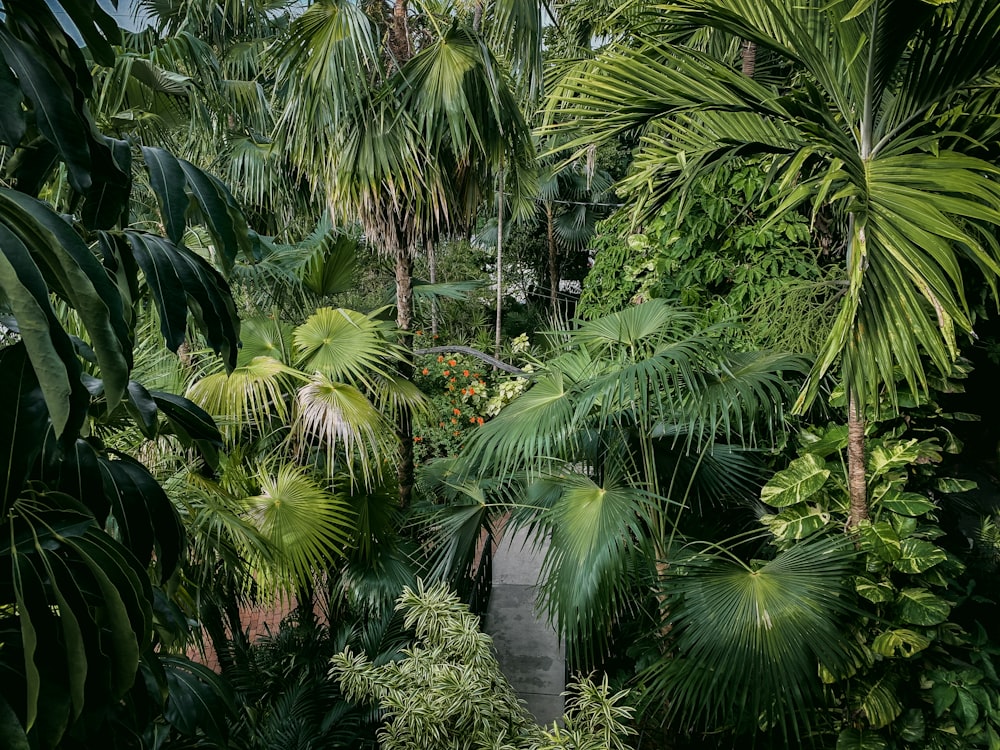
[4,0,1000,748]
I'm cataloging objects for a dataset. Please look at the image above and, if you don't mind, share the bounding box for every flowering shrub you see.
[412,348,530,463]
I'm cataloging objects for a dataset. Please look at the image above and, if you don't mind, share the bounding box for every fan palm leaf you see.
[644,536,857,740]
[186,355,300,440]
[292,307,405,390]
[245,464,355,597]
[530,468,662,658]
[293,374,398,488]
[238,316,294,366]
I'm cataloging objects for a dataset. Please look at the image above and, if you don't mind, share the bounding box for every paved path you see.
[484,526,565,724]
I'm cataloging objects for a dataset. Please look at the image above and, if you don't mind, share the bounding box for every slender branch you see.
[413,346,526,375]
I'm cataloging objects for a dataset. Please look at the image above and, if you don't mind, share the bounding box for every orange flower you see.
[473,373,480,378]
[413,436,422,442]
[416,330,423,335]
[448,359,457,366]
[439,422,445,427]
[476,417,484,425]
[421,368,429,375]
[461,388,467,395]
[443,369,450,376]
[453,408,461,415]
[468,387,475,395]
[463,370,470,377]
[449,377,456,383]
[437,355,444,362]
[453,431,460,436]
[450,418,457,424]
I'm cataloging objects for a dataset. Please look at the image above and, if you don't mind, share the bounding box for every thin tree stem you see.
[495,169,504,359]
[396,247,415,509]
[427,236,438,337]
[546,201,559,319]
[846,393,868,529]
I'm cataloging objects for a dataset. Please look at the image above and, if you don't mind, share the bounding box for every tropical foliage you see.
[333,582,636,750]
[548,0,1000,526]
[0,0,252,745]
[7,1,1000,749]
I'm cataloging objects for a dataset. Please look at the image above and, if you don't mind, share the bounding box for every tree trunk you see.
[741,40,757,78]
[846,393,868,528]
[391,0,411,65]
[546,201,559,320]
[428,237,438,338]
[495,170,505,358]
[396,248,415,509]
[472,0,483,32]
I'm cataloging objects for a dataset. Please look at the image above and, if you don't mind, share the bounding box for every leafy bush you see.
[412,344,531,464]
[332,582,636,750]
[753,387,1000,749]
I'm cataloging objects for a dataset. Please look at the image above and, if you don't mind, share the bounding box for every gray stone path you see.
[484,526,565,724]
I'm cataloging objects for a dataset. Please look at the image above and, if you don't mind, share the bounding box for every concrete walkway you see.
[484,526,565,724]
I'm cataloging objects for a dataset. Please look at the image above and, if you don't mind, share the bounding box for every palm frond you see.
[292,374,398,488]
[644,535,857,740]
[187,356,300,442]
[245,464,355,597]
[292,308,404,390]
[530,469,661,659]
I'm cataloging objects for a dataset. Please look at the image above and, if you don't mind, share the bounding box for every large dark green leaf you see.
[0,345,77,514]
[149,390,223,468]
[0,221,87,439]
[81,135,131,231]
[836,728,889,750]
[0,694,28,750]
[125,380,159,440]
[5,137,60,198]
[3,502,151,743]
[0,60,25,147]
[177,158,251,274]
[51,439,108,525]
[161,656,236,742]
[60,529,151,694]
[43,0,122,67]
[0,189,131,412]
[96,231,140,331]
[141,146,191,246]
[99,454,185,581]
[126,231,239,369]
[0,28,92,193]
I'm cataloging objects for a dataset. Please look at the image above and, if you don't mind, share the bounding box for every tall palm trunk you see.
[846,395,868,528]
[741,40,757,78]
[391,0,411,63]
[396,246,415,508]
[389,6,415,509]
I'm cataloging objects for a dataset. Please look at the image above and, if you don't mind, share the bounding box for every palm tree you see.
[270,0,537,506]
[451,300,806,661]
[182,307,427,609]
[535,150,615,319]
[546,0,1000,526]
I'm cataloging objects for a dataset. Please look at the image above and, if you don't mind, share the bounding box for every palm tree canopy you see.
[547,0,1000,411]
[271,0,536,251]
